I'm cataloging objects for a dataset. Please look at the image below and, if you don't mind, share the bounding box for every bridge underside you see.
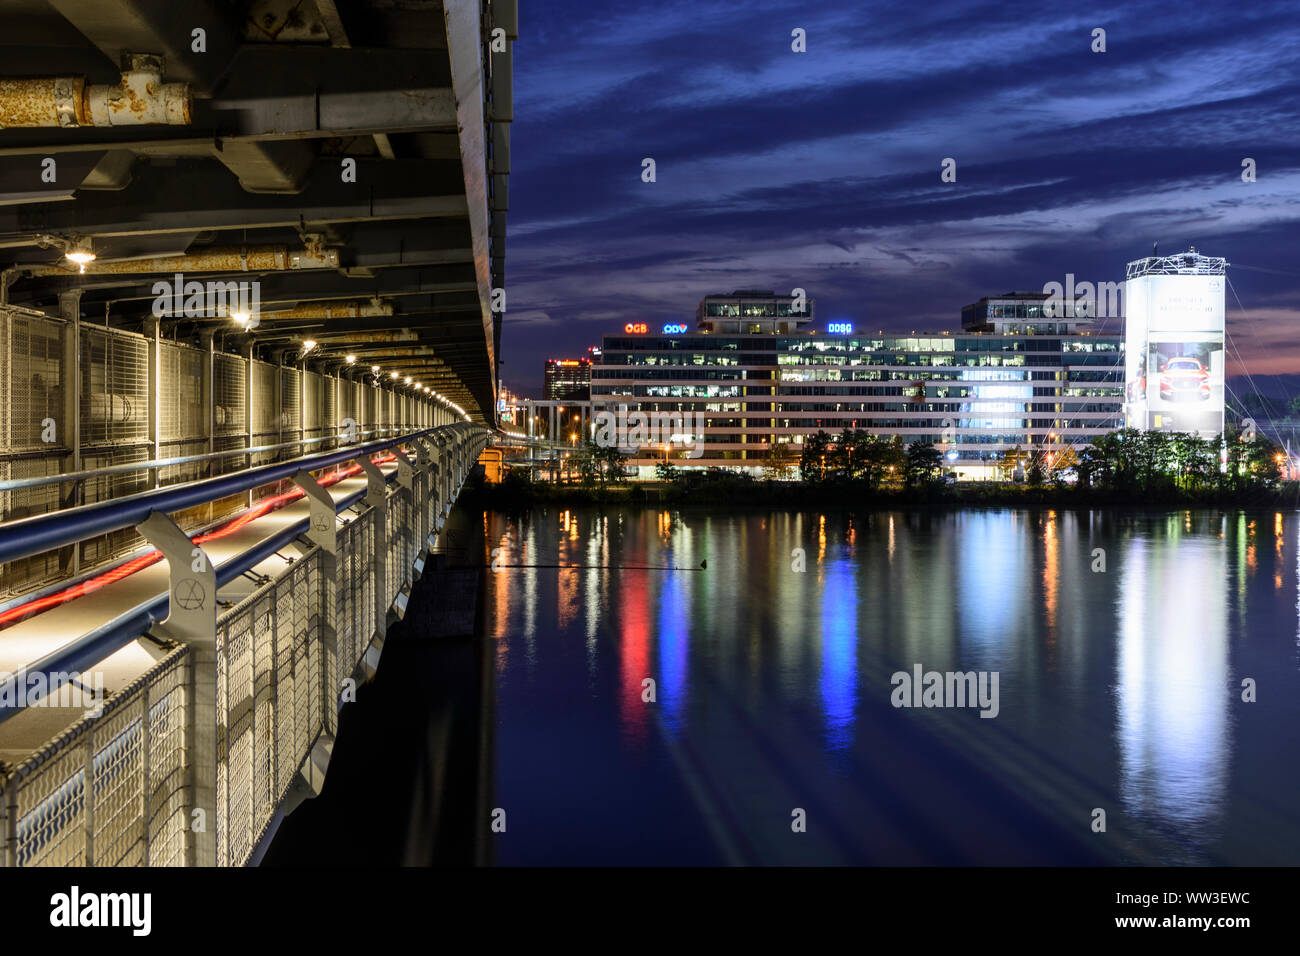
[0,0,513,867]
[0,0,512,419]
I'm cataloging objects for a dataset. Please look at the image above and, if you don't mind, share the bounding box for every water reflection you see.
[1116,533,1229,858]
[818,557,858,758]
[486,506,1300,865]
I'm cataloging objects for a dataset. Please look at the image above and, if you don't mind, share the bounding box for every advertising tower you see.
[1124,248,1227,438]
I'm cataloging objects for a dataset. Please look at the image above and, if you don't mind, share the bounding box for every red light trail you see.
[0,455,396,632]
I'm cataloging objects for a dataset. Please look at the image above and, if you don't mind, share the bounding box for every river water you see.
[484,506,1300,865]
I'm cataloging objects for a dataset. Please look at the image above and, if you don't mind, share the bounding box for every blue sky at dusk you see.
[502,0,1300,397]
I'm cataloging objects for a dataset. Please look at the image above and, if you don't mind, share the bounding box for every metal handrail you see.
[0,421,487,725]
[0,423,473,568]
[0,486,368,727]
[0,426,412,493]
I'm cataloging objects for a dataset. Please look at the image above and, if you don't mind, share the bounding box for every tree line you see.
[793,426,1284,494]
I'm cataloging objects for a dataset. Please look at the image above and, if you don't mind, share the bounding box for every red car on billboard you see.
[1158,357,1211,402]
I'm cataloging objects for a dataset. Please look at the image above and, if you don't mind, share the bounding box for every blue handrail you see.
[0,422,482,725]
[0,425,466,568]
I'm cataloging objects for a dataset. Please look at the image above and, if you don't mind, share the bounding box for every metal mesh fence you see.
[0,455,71,600]
[335,509,376,690]
[215,547,323,867]
[213,353,246,439]
[278,368,300,459]
[303,371,321,435]
[386,487,416,597]
[338,379,354,439]
[78,445,151,568]
[159,343,205,444]
[157,344,208,489]
[0,306,447,612]
[322,375,337,448]
[0,426,484,868]
[251,361,278,466]
[80,327,148,448]
[3,311,65,453]
[3,647,189,867]
[0,312,70,597]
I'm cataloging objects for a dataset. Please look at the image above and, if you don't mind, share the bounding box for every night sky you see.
[502,0,1300,397]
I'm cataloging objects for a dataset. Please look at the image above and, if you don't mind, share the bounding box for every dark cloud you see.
[502,0,1300,395]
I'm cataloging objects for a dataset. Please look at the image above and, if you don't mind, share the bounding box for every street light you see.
[64,237,96,273]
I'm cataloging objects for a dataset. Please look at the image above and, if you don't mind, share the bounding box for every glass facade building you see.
[544,356,593,401]
[591,291,1124,479]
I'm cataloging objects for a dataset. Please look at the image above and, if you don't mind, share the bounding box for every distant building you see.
[544,354,593,400]
[960,290,1092,332]
[696,289,814,333]
[591,289,1124,480]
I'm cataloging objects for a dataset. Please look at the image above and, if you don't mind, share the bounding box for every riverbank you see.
[462,473,1300,512]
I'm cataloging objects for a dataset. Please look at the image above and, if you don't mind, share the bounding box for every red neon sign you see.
[624,322,648,334]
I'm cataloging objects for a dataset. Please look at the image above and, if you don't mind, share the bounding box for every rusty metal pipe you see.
[328,346,444,358]
[314,331,419,343]
[24,245,339,276]
[262,299,394,319]
[0,77,87,127]
[0,55,191,129]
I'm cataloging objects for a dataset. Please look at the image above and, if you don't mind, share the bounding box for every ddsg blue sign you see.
[663,323,688,334]
[827,322,853,334]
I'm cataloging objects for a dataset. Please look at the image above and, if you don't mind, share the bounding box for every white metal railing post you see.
[292,470,339,727]
[391,450,416,619]
[357,456,388,644]
[433,434,450,522]
[136,510,218,867]
[290,470,339,792]
[412,437,435,555]
[2,771,16,867]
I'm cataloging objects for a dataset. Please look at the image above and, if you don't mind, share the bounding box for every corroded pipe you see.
[24,245,339,276]
[0,55,191,128]
[316,331,419,343]
[263,300,394,319]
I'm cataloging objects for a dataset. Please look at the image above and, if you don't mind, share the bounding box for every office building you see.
[544,354,593,401]
[591,290,1124,479]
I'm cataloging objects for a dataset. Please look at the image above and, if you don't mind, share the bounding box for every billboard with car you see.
[1124,264,1225,437]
